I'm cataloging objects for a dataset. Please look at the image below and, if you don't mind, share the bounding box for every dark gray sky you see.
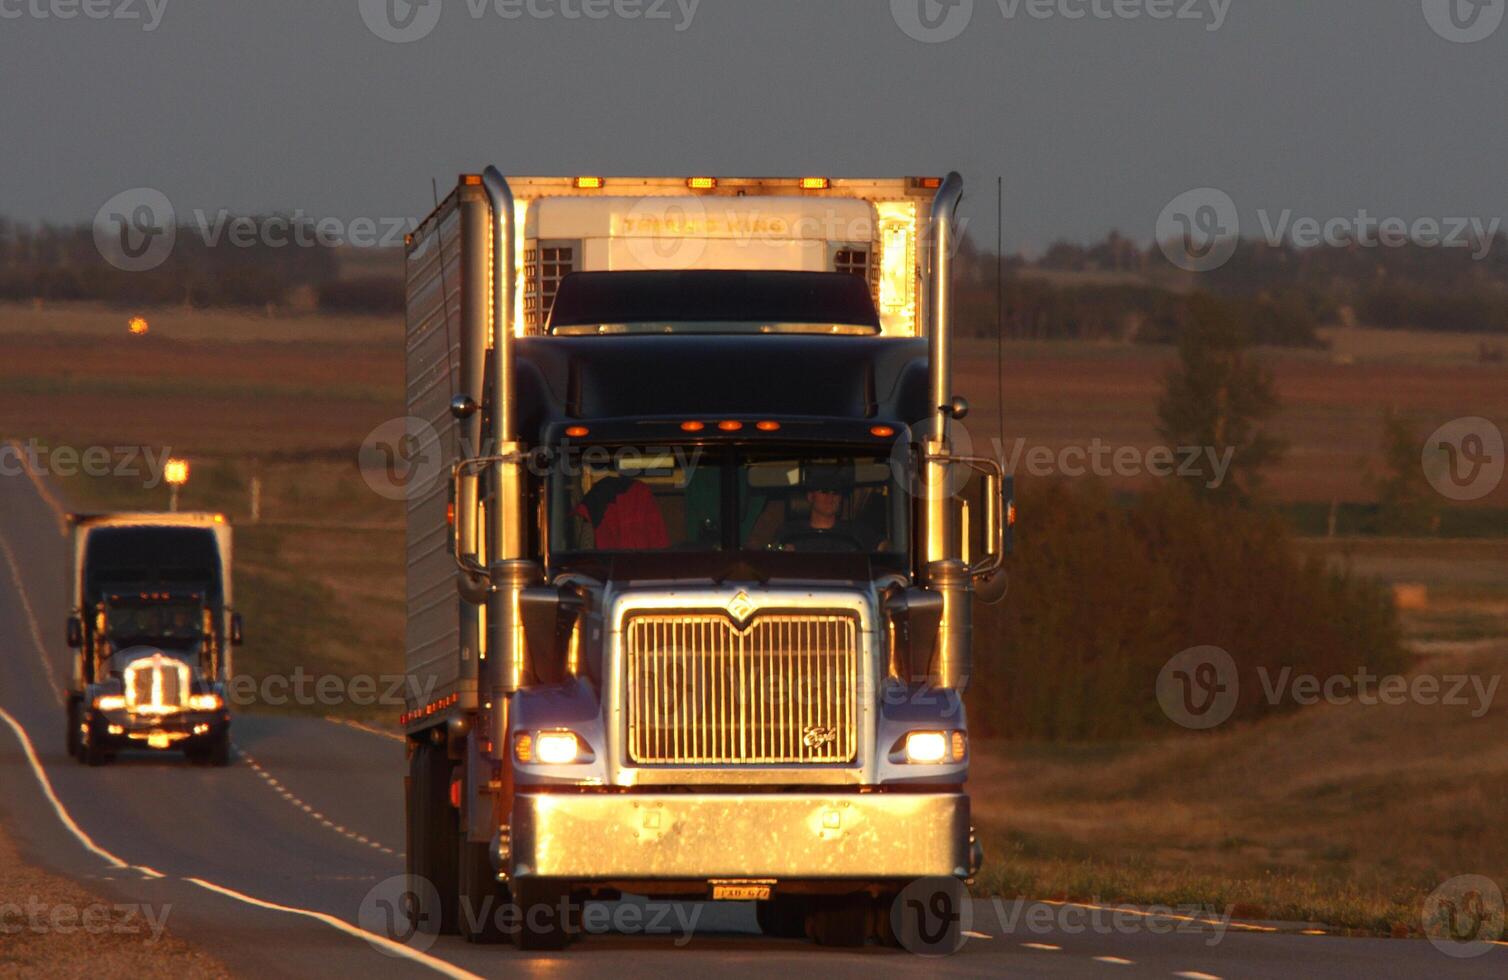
[2,0,1504,252]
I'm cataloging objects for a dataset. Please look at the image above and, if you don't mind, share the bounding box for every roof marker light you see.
[756,421,781,432]
[717,420,743,432]
[565,426,590,438]
[687,176,717,190]
[680,421,705,432]
[573,176,605,189]
[800,177,831,190]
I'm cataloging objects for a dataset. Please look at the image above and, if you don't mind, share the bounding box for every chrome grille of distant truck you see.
[124,658,189,713]
[625,612,858,765]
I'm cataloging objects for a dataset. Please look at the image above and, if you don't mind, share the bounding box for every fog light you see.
[94,695,125,711]
[904,731,949,764]
[188,693,222,711]
[534,732,580,765]
[107,724,124,735]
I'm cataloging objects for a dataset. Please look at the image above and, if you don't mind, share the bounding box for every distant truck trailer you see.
[65,512,240,766]
[402,172,1010,949]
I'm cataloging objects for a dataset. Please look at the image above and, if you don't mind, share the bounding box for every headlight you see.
[188,693,223,711]
[94,694,126,711]
[516,731,581,765]
[901,730,966,764]
[534,732,581,765]
[903,731,949,764]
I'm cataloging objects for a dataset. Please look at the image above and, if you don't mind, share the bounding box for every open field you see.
[954,334,1508,506]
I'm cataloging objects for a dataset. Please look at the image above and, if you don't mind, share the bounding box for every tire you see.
[808,894,869,947]
[513,877,576,950]
[66,699,81,759]
[207,731,231,767]
[407,740,461,935]
[83,733,110,768]
[756,895,809,939]
[458,838,510,944]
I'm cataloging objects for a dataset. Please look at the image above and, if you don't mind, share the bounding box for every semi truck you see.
[64,512,239,766]
[402,172,1009,949]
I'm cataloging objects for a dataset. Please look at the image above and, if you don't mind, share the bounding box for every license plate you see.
[711,883,772,901]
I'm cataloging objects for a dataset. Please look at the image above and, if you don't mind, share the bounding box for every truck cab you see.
[402,173,1008,950]
[65,513,239,766]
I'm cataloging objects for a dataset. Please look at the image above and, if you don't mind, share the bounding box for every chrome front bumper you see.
[510,791,970,880]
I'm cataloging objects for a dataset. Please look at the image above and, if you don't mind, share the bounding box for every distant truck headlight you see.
[903,731,949,764]
[94,694,126,711]
[188,693,223,711]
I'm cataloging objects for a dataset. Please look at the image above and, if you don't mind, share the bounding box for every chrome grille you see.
[625,612,858,765]
[123,656,190,714]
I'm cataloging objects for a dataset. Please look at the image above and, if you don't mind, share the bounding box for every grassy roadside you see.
[970,646,1508,935]
[0,825,226,977]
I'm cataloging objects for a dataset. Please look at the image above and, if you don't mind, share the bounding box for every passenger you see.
[574,474,669,550]
[773,465,882,552]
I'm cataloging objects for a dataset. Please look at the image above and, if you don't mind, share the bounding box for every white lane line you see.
[1173,972,1223,980]
[0,529,66,704]
[186,877,481,980]
[962,929,993,939]
[1041,898,1275,934]
[1021,942,1061,951]
[326,716,405,743]
[0,706,138,875]
[3,438,68,534]
[1094,956,1134,965]
[1,706,468,978]
[239,747,400,857]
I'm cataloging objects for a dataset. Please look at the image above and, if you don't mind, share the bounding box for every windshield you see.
[105,600,204,648]
[549,448,907,557]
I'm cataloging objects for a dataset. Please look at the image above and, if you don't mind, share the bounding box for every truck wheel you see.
[458,839,509,943]
[83,735,110,768]
[66,700,82,759]
[513,878,577,950]
[808,894,869,947]
[206,731,232,767]
[407,741,461,935]
[755,895,809,939]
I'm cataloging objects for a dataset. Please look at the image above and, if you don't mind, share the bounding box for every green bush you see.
[968,479,1406,740]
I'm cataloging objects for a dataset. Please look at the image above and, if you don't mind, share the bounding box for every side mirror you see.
[230,613,244,646]
[66,616,83,649]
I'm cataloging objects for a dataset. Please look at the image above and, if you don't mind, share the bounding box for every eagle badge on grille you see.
[727,590,756,624]
[802,725,837,749]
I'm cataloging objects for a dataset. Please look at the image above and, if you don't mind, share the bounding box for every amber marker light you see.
[717,420,743,432]
[573,176,605,189]
[565,426,590,438]
[800,177,831,190]
[128,316,149,335]
[687,176,717,190]
[680,421,705,432]
[870,425,895,438]
[755,421,781,432]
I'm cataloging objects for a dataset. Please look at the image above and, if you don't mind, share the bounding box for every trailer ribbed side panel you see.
[404,198,464,717]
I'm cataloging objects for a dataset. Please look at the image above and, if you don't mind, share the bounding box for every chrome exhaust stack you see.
[480,167,536,711]
[922,172,972,692]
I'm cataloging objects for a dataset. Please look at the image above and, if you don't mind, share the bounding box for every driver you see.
[774,464,882,553]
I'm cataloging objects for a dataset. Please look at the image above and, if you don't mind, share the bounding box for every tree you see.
[1372,408,1440,535]
[1156,294,1285,503]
